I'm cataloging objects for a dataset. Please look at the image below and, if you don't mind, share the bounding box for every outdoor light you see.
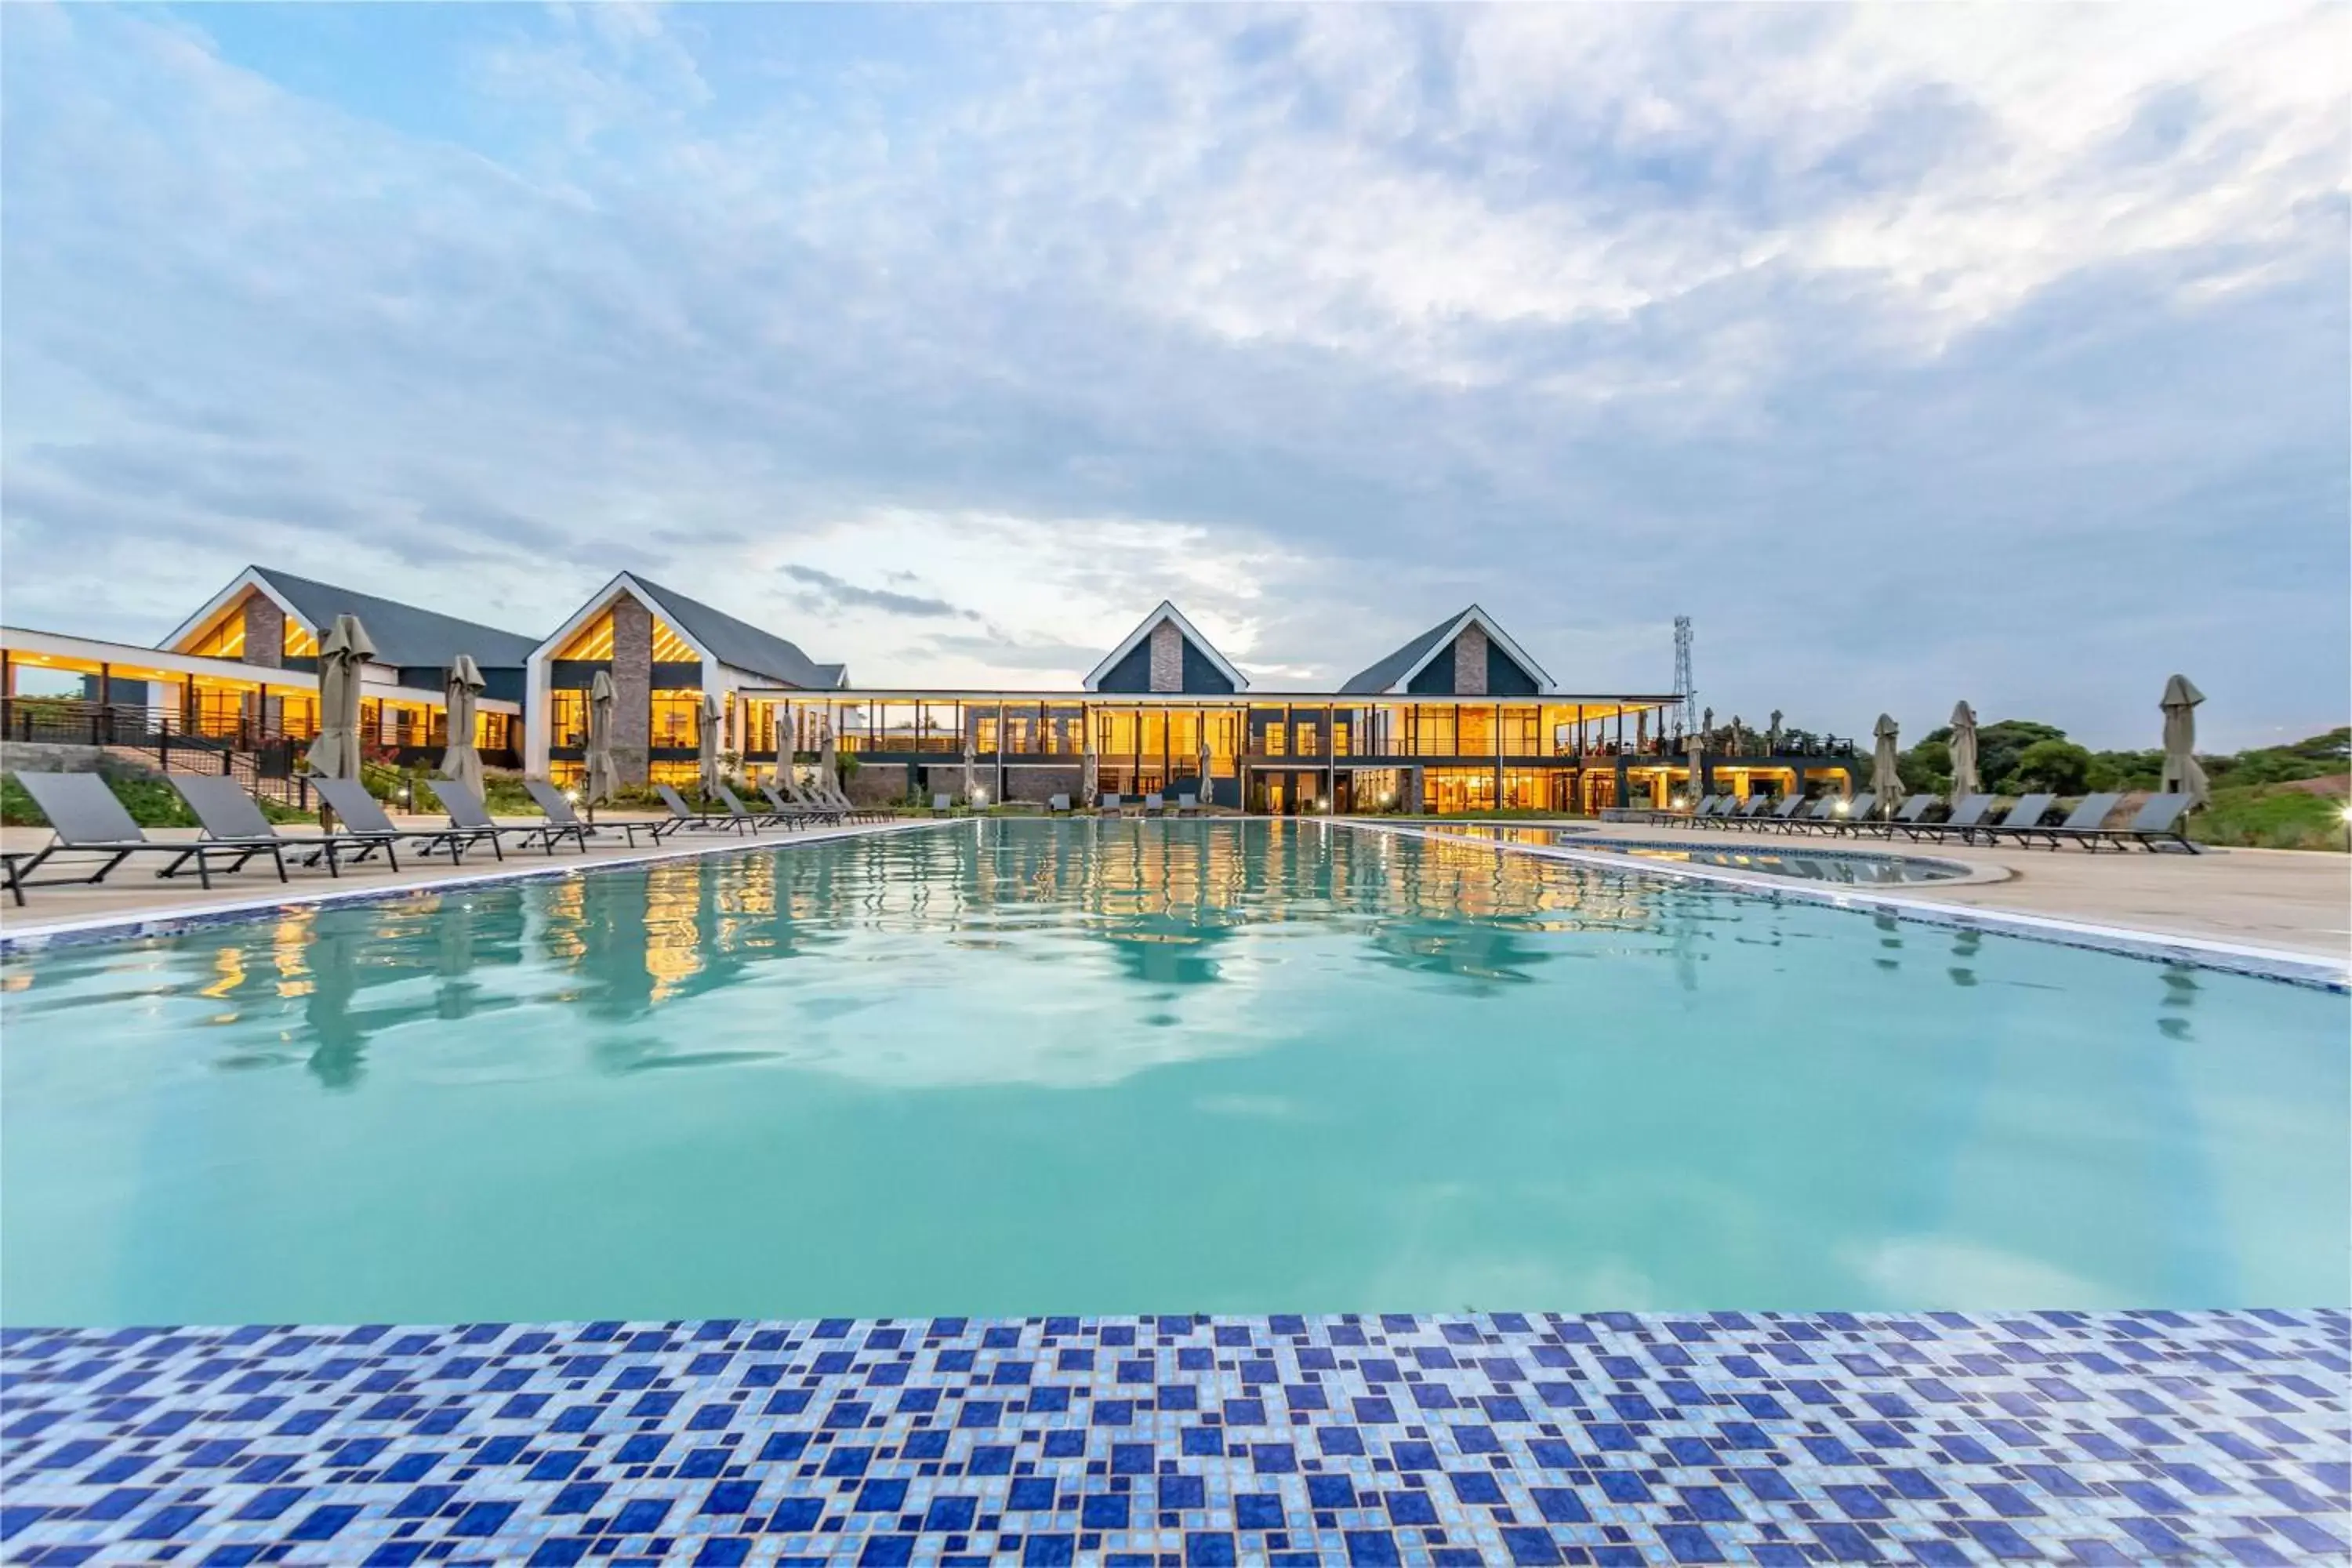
[1671,795,1686,810]
[1833,798,1849,815]
[564,789,580,806]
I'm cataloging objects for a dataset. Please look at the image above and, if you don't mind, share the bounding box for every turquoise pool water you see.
[1427,824,1968,883]
[2,820,2343,1327]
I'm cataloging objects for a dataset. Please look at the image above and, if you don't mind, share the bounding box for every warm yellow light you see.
[1833,799,1849,815]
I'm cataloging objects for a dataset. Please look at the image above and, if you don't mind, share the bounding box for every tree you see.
[2005,738,2093,794]
[1898,739,1951,793]
[1973,720,2067,789]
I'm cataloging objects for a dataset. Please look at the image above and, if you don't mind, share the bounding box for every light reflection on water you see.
[1,820,2343,1327]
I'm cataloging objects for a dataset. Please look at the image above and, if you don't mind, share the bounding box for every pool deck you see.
[0,814,949,946]
[4,1309,2345,1566]
[1562,820,2351,966]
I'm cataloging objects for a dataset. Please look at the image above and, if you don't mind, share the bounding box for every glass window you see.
[1264,724,1287,757]
[650,690,700,750]
[1457,707,1495,756]
[1294,721,1318,756]
[1501,706,1540,754]
[551,689,590,747]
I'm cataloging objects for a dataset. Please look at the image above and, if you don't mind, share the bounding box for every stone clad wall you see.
[1453,624,1488,695]
[608,597,653,786]
[1148,621,1183,693]
[241,594,285,670]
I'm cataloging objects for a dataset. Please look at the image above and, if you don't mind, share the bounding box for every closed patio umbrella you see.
[772,702,795,789]
[438,655,485,802]
[818,721,840,799]
[583,670,620,807]
[962,728,978,806]
[1870,713,1902,815]
[2160,674,2209,808]
[1080,717,1100,807]
[698,692,723,797]
[1682,729,1704,807]
[1947,701,1980,804]
[306,613,375,783]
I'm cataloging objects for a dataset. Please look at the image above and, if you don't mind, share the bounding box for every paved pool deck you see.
[0,815,948,944]
[1553,820,2351,967]
[4,1309,2345,1566]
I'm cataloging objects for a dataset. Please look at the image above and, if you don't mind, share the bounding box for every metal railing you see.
[2,697,314,809]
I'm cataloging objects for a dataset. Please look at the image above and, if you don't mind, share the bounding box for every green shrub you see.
[2190,784,2350,852]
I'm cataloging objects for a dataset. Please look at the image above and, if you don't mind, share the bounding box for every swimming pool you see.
[2,819,2343,1328]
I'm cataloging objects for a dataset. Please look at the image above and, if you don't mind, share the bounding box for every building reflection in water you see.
[31,820,2177,1091]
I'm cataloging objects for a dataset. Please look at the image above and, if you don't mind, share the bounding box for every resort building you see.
[2,569,1860,812]
[528,572,848,792]
[1,565,532,774]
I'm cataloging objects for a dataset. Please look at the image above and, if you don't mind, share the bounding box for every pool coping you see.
[0,816,961,954]
[1337,818,2352,993]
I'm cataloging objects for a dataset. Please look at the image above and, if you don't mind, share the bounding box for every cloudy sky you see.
[4,3,2344,748]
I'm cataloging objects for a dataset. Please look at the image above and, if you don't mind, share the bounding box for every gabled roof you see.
[1339,604,1552,695]
[535,572,845,688]
[164,565,540,669]
[1083,601,1249,692]
[630,576,846,688]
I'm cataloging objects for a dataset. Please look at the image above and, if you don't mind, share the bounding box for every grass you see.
[2190,782,2350,852]
[2,771,314,829]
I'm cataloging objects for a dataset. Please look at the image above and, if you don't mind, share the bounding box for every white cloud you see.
[0,2,2343,745]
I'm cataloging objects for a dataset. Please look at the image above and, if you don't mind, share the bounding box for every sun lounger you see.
[1822,793,1886,836]
[1748,794,1813,830]
[760,781,840,826]
[437,778,590,855]
[2010,793,2122,851]
[1971,793,2057,845]
[9,770,286,895]
[1098,792,1123,815]
[808,780,883,822]
[167,773,393,878]
[1048,793,1072,814]
[1876,794,1943,836]
[1661,793,1719,825]
[524,779,682,847]
[1708,797,1773,828]
[1895,794,1995,842]
[1175,792,1198,815]
[713,782,796,833]
[1144,793,1165,816]
[1776,796,1845,834]
[656,782,752,833]
[2042,792,2199,853]
[314,778,503,865]
[932,793,953,815]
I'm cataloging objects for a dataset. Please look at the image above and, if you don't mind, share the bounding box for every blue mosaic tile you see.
[2,1311,2345,1563]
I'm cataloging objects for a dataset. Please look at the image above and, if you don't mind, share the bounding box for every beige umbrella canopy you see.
[772,702,796,789]
[2160,674,2209,807]
[306,614,376,782]
[961,726,979,805]
[698,692,724,797]
[1870,713,1902,815]
[1080,722,1101,807]
[1947,701,1980,804]
[583,670,621,807]
[1682,728,1704,805]
[437,655,486,801]
[818,720,840,799]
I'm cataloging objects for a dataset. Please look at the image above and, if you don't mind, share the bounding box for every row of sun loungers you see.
[2,771,887,906]
[1644,789,2198,851]
[1039,792,1202,817]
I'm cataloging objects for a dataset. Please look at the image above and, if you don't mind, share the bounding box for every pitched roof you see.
[172,566,543,669]
[1084,601,1249,692]
[1339,605,1552,695]
[629,575,846,689]
[1339,612,1463,694]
